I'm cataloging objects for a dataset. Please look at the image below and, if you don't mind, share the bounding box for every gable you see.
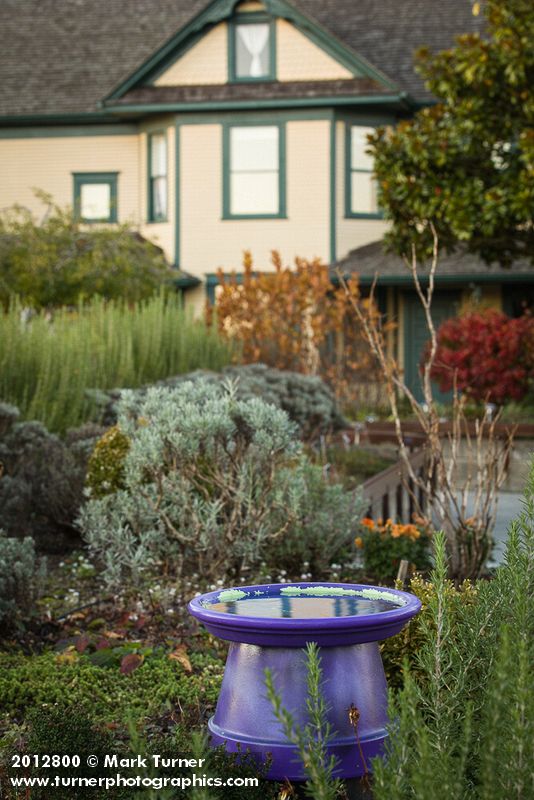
[276,20,354,81]
[152,16,356,86]
[154,24,228,86]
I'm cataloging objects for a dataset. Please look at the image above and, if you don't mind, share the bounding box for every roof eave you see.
[333,272,534,286]
[104,94,409,115]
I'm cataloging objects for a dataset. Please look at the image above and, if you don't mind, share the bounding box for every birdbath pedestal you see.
[189,582,421,781]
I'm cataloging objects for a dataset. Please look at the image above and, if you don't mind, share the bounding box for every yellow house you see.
[3,0,531,397]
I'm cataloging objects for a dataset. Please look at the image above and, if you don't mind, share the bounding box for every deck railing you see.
[361,447,430,523]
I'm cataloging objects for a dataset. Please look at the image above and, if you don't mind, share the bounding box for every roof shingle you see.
[0,0,484,118]
[334,241,534,284]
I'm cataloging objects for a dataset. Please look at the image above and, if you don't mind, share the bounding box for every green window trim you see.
[228,12,276,83]
[73,172,118,223]
[222,121,287,220]
[147,130,168,223]
[344,123,382,220]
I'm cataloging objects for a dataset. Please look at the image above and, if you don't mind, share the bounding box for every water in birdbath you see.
[205,586,404,618]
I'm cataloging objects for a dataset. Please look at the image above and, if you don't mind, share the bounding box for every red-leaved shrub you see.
[430,310,534,404]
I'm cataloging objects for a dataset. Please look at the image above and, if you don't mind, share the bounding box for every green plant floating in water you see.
[280,585,406,606]
[216,589,248,603]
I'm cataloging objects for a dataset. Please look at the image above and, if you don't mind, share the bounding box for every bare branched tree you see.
[338,225,514,580]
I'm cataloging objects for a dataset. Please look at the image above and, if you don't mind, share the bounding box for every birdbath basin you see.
[188,582,421,781]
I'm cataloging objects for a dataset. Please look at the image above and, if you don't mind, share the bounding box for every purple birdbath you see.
[188,582,421,782]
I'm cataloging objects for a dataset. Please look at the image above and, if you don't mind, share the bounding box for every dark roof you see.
[292,0,485,102]
[0,0,484,119]
[113,78,387,107]
[334,241,534,285]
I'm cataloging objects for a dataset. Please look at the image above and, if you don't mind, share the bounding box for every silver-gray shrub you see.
[80,379,360,588]
[98,363,347,437]
[0,531,47,627]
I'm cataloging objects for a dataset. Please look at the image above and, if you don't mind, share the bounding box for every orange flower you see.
[354,537,364,549]
[361,518,375,530]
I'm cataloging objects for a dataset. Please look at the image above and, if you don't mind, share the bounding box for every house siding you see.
[154,24,228,87]
[276,20,354,81]
[179,118,330,289]
[0,134,140,225]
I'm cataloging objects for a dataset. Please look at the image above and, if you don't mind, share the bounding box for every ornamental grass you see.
[0,294,234,433]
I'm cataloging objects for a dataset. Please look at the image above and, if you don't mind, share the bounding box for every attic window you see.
[230,15,274,81]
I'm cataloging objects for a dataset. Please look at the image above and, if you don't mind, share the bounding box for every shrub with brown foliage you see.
[211,251,383,403]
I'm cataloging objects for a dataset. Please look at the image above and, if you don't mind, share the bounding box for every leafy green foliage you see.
[19,707,123,800]
[267,461,364,577]
[373,499,534,800]
[355,519,433,582]
[0,295,234,433]
[0,650,222,724]
[0,532,46,628]
[85,425,131,499]
[265,643,342,800]
[0,192,172,308]
[380,573,478,690]
[321,445,395,491]
[81,380,360,587]
[371,0,534,265]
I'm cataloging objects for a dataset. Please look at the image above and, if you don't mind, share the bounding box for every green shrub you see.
[101,363,346,437]
[85,425,130,499]
[0,295,234,433]
[0,414,89,549]
[80,380,360,588]
[1,712,276,800]
[268,461,364,577]
[356,518,433,582]
[0,532,46,628]
[7,707,126,800]
[380,573,478,690]
[323,445,395,489]
[373,505,534,800]
[0,650,222,724]
[0,192,172,309]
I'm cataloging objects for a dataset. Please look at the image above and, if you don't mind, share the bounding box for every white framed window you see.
[148,132,168,222]
[73,173,118,223]
[224,125,285,218]
[347,125,379,217]
[234,22,271,79]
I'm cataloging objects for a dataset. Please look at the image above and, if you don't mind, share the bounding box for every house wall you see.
[179,118,330,294]
[0,134,140,224]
